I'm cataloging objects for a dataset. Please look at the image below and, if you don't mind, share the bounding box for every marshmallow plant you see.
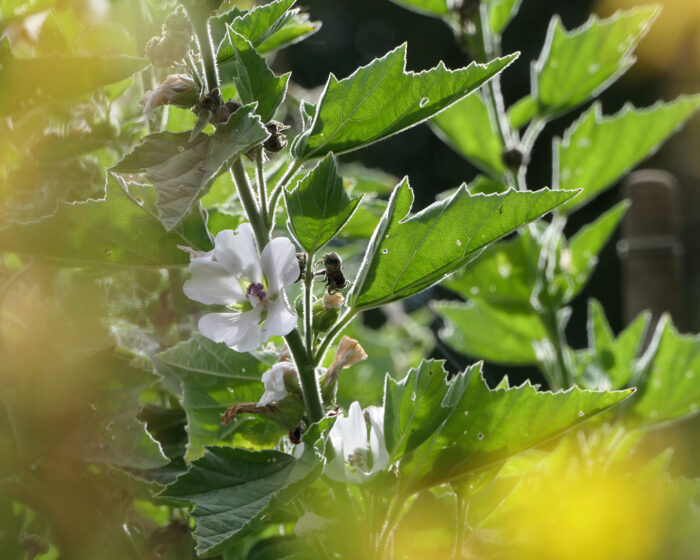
[1,1,699,559]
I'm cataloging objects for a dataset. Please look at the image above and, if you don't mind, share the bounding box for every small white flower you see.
[327,401,389,485]
[141,74,197,113]
[258,362,297,407]
[184,223,299,352]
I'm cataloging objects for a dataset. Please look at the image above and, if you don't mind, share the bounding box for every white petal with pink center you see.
[183,223,298,352]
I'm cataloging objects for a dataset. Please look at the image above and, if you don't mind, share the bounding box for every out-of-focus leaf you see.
[534,7,658,116]
[507,94,537,129]
[349,179,578,310]
[222,29,290,121]
[436,300,546,365]
[338,198,386,240]
[388,0,450,17]
[467,174,508,195]
[0,178,212,266]
[256,12,320,53]
[292,45,517,159]
[384,360,453,461]
[556,96,700,213]
[284,154,362,254]
[631,316,700,425]
[112,104,268,230]
[162,435,324,556]
[575,300,649,390]
[431,89,506,180]
[0,44,146,115]
[487,0,522,34]
[155,335,278,458]
[399,362,633,491]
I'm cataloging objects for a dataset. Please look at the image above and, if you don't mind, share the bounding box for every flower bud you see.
[141,74,198,114]
[312,300,339,333]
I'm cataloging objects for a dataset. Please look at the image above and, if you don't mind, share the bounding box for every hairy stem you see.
[268,159,302,228]
[256,147,269,226]
[183,2,219,92]
[286,329,325,422]
[304,253,314,355]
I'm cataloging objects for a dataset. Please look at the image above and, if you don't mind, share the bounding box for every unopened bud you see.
[313,300,339,333]
[141,74,198,113]
[323,290,344,310]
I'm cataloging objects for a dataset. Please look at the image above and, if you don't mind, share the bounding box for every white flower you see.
[183,223,299,352]
[141,74,197,113]
[327,402,389,485]
[258,362,297,407]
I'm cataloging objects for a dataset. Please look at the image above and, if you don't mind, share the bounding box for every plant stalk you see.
[183,2,219,92]
[256,147,269,226]
[304,253,314,355]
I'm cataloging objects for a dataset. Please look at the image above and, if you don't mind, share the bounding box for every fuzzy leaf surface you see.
[399,363,633,490]
[156,336,277,458]
[222,30,290,121]
[292,45,517,159]
[112,104,268,230]
[0,178,211,266]
[162,443,322,557]
[535,7,658,115]
[557,96,700,213]
[284,154,362,253]
[349,180,578,310]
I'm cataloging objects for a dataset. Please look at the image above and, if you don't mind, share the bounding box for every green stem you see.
[230,160,324,422]
[313,309,357,365]
[183,3,219,91]
[230,161,267,246]
[453,489,468,560]
[286,329,324,422]
[540,307,570,390]
[256,147,269,227]
[268,159,302,228]
[304,253,314,355]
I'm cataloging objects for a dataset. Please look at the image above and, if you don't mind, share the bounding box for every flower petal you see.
[260,237,299,295]
[342,402,368,461]
[261,298,297,340]
[183,258,245,305]
[198,309,261,351]
[214,224,262,282]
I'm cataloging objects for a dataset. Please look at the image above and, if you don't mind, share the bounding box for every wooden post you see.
[617,169,683,338]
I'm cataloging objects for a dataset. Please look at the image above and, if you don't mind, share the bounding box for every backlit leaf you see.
[285,154,362,254]
[113,104,268,230]
[292,45,517,160]
[556,96,700,213]
[349,179,578,310]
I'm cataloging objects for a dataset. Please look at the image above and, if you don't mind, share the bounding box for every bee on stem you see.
[315,252,348,294]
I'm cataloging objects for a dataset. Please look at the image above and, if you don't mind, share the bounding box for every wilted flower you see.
[141,74,197,113]
[183,223,299,352]
[327,401,389,485]
[258,361,297,407]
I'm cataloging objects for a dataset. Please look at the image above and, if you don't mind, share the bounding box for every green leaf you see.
[576,300,649,390]
[507,94,537,129]
[399,363,632,490]
[113,104,268,230]
[156,336,277,458]
[556,96,700,213]
[0,46,146,115]
[162,443,323,556]
[436,300,546,365]
[442,227,541,311]
[487,0,522,34]
[292,45,517,160]
[78,353,169,470]
[563,200,629,298]
[384,360,454,461]
[467,174,508,195]
[631,316,700,425]
[348,179,578,310]
[257,12,320,54]
[431,89,506,180]
[388,0,450,17]
[223,29,290,121]
[284,154,362,254]
[534,7,659,116]
[0,177,212,267]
